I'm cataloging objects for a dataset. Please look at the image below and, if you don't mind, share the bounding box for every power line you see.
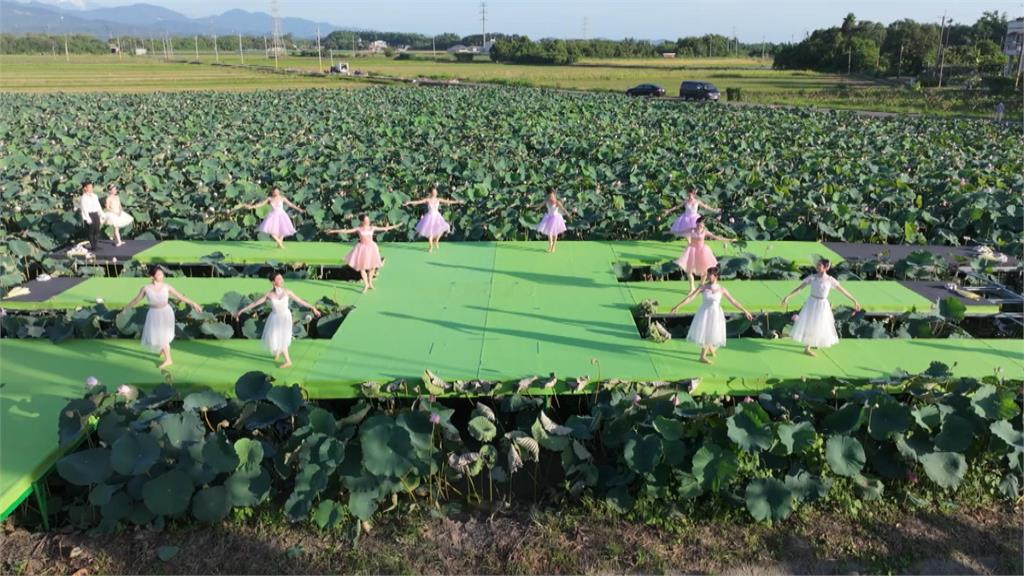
[582,16,588,41]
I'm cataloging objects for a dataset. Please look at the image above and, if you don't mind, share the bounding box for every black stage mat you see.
[53,239,160,263]
[899,280,1001,309]
[825,242,1018,267]
[2,276,88,303]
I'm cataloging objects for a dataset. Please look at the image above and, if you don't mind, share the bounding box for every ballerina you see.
[233,272,321,369]
[244,187,303,249]
[537,189,570,253]
[102,184,134,247]
[121,266,202,369]
[670,267,753,364]
[676,216,736,292]
[781,258,861,357]
[326,215,402,293]
[666,189,719,237]
[404,185,463,253]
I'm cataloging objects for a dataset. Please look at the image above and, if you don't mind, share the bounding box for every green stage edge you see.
[2,240,1021,519]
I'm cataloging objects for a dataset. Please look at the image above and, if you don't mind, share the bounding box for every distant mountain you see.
[0,0,349,37]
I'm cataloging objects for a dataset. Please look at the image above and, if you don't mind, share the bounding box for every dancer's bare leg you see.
[280,348,292,369]
[159,346,173,369]
[804,345,816,357]
[360,270,370,293]
[688,272,695,292]
[273,235,284,249]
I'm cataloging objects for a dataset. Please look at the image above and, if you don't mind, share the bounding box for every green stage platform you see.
[1,278,363,311]
[2,240,1021,520]
[134,240,351,265]
[609,240,846,267]
[626,280,938,314]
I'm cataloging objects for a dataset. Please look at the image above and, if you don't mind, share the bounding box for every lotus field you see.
[1,87,1022,284]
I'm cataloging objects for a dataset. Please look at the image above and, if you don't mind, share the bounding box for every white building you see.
[368,40,388,52]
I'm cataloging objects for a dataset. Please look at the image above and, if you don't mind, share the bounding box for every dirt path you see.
[3,504,1020,574]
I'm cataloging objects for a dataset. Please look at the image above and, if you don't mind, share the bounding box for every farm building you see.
[368,40,388,52]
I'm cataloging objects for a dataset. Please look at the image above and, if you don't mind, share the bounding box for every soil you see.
[2,503,1021,574]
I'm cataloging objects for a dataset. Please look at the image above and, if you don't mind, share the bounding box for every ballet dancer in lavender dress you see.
[121,266,202,369]
[234,272,321,369]
[665,189,719,237]
[244,187,304,249]
[670,267,753,364]
[326,215,403,293]
[537,189,570,253]
[781,258,861,357]
[404,186,463,253]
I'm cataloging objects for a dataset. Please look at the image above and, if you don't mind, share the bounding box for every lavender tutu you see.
[537,213,567,237]
[675,232,718,275]
[416,212,451,238]
[259,204,296,238]
[669,212,699,236]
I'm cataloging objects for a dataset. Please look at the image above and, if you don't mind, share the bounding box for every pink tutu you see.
[415,212,451,238]
[346,242,383,271]
[675,241,716,272]
[670,212,699,236]
[259,210,296,238]
[537,213,567,237]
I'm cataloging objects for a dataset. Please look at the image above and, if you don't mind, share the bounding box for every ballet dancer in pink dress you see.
[245,187,304,249]
[404,186,463,253]
[537,189,570,253]
[676,216,736,292]
[781,258,861,357]
[665,189,719,237]
[670,267,753,364]
[327,215,402,293]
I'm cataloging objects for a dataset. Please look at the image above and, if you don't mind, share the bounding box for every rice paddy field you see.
[0,54,370,92]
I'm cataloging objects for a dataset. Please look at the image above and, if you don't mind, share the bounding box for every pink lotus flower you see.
[429,413,441,425]
[672,394,680,407]
[117,384,133,397]
[791,314,799,322]
[742,396,754,403]
[631,393,641,406]
[907,471,919,484]
[85,376,100,389]
[429,394,436,403]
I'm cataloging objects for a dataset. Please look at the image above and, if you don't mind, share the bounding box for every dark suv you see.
[625,84,666,97]
[679,81,720,101]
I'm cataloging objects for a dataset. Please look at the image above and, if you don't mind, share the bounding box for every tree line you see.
[774,11,1012,77]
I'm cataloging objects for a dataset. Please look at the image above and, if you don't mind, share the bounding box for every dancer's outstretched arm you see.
[403,197,429,207]
[705,230,734,242]
[122,286,146,312]
[669,286,703,313]
[282,197,305,214]
[555,199,571,220]
[722,288,754,321]
[697,199,721,214]
[242,197,270,210]
[325,227,358,235]
[780,278,811,307]
[373,223,403,232]
[663,201,686,216]
[234,292,269,319]
[834,282,861,311]
[167,285,202,313]
[439,198,463,205]
[286,289,322,317]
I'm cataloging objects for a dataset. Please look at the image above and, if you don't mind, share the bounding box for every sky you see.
[49,0,1024,42]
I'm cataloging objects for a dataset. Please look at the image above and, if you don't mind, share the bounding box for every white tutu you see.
[262,296,293,355]
[790,275,841,348]
[104,211,134,229]
[686,287,727,348]
[141,306,175,351]
[790,297,839,348]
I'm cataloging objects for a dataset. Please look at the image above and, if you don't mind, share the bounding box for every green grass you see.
[0,54,371,92]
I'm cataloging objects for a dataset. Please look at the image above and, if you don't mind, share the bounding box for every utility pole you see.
[213,34,219,62]
[480,1,487,47]
[194,35,199,61]
[117,35,122,59]
[936,12,946,85]
[761,35,765,60]
[896,43,904,79]
[316,25,323,72]
[61,16,69,61]
[238,32,244,64]
[329,49,334,68]
[847,45,852,75]
[732,26,737,56]
[432,35,436,58]
[263,36,268,58]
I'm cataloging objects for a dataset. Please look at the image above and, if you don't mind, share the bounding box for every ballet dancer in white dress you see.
[233,272,321,369]
[103,185,134,247]
[670,267,753,364]
[781,258,861,356]
[122,266,202,369]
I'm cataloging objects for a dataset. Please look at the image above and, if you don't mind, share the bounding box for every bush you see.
[49,365,1023,533]
[726,87,743,101]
